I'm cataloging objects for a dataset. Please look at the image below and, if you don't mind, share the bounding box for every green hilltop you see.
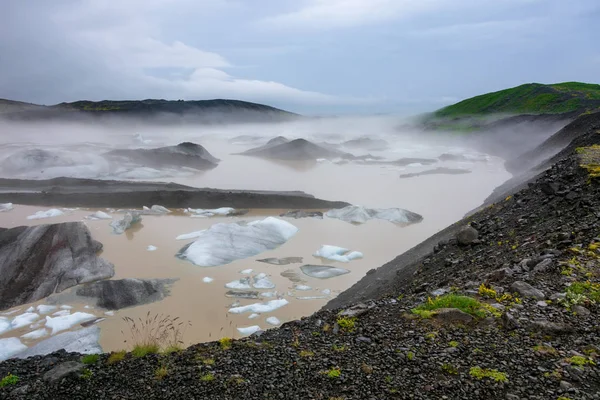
[435,82,600,118]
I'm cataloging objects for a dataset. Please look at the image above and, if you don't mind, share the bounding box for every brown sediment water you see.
[0,138,511,353]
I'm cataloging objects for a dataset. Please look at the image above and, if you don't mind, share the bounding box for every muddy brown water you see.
[0,138,511,353]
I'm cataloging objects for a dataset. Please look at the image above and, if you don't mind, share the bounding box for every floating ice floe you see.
[11,312,40,329]
[21,328,49,340]
[261,291,277,298]
[225,277,252,290]
[248,313,260,319]
[26,209,65,220]
[226,290,260,299]
[52,310,71,317]
[60,305,73,310]
[202,277,214,283]
[110,212,142,234]
[253,273,275,289]
[176,230,205,240]
[240,269,253,275]
[15,326,102,358]
[266,317,281,326]
[229,299,289,314]
[294,285,313,291]
[0,317,10,335]
[142,205,171,215]
[185,207,237,217]
[322,289,332,295]
[104,311,115,316]
[45,312,96,335]
[176,217,298,267]
[313,245,363,263]
[147,245,158,251]
[257,257,303,265]
[325,205,423,225]
[0,203,13,212]
[85,211,112,220]
[26,306,35,313]
[237,325,260,336]
[300,265,350,279]
[297,296,327,300]
[0,337,28,361]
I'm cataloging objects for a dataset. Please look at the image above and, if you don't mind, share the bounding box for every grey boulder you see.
[76,278,177,310]
[456,226,479,245]
[510,281,545,300]
[43,361,85,383]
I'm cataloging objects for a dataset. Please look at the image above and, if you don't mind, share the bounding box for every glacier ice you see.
[110,212,142,234]
[52,310,71,317]
[313,245,363,263]
[45,312,96,335]
[266,317,281,326]
[237,325,260,335]
[142,205,171,214]
[0,317,10,335]
[14,326,102,358]
[252,273,275,289]
[326,205,422,225]
[202,277,214,283]
[0,203,13,212]
[176,230,205,240]
[185,207,236,217]
[295,285,313,291]
[176,217,298,267]
[248,313,260,319]
[85,211,112,220]
[300,265,350,279]
[0,337,28,361]
[26,209,65,220]
[228,299,289,314]
[21,328,49,340]
[225,278,252,290]
[240,269,253,275]
[147,245,158,251]
[11,312,40,329]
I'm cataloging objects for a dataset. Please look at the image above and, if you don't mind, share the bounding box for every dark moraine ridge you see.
[0,177,349,209]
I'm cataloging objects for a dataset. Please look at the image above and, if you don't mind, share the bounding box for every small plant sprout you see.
[107,350,126,364]
[336,316,357,332]
[81,354,99,364]
[469,366,508,382]
[325,367,341,379]
[0,373,19,388]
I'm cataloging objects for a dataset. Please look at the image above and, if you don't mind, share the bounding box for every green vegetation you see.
[478,283,497,299]
[163,345,183,354]
[407,351,415,361]
[332,344,347,352]
[533,345,558,355]
[155,366,168,380]
[441,363,458,375]
[107,350,126,364]
[299,350,315,357]
[200,372,215,382]
[132,344,160,358]
[449,341,460,348]
[561,280,600,308]
[80,369,93,380]
[566,356,596,367]
[202,358,215,366]
[435,82,600,118]
[412,294,490,319]
[81,354,100,364]
[576,145,600,179]
[336,316,357,332]
[0,373,19,388]
[469,366,508,382]
[219,337,232,350]
[325,367,341,379]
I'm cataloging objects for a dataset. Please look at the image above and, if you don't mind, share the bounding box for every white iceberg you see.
[300,265,350,279]
[147,245,158,251]
[45,312,96,335]
[229,299,289,314]
[176,230,205,240]
[176,217,298,267]
[266,317,281,326]
[60,305,73,310]
[0,337,28,361]
[313,245,363,263]
[26,209,64,220]
[52,310,71,317]
[15,326,101,358]
[248,313,260,319]
[326,205,422,225]
[202,277,214,283]
[261,291,277,298]
[105,311,115,316]
[110,212,142,234]
[240,269,253,275]
[186,207,236,217]
[322,289,332,295]
[237,325,260,335]
[11,312,40,329]
[142,205,171,214]
[0,203,13,212]
[26,306,35,312]
[21,328,49,340]
[85,211,112,220]
[294,285,313,291]
[253,273,275,289]
[37,305,57,315]
[0,317,10,335]
[297,296,327,300]
[225,278,252,290]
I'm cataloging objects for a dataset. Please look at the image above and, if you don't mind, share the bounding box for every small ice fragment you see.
[261,291,277,298]
[313,245,363,263]
[186,207,236,217]
[60,305,73,310]
[0,337,28,361]
[297,296,327,300]
[11,313,40,329]
[0,203,14,212]
[26,306,35,313]
[322,289,332,295]
[176,230,206,240]
[45,312,97,335]
[85,211,112,220]
[147,245,158,251]
[202,277,214,283]
[294,285,312,291]
[104,311,115,316]
[237,325,260,336]
[253,273,275,289]
[21,328,49,340]
[248,313,260,319]
[144,205,170,214]
[266,317,280,326]
[110,212,142,234]
[52,310,71,317]
[240,269,253,275]
[26,209,64,220]
[300,265,350,279]
[228,299,289,314]
[84,306,92,309]
[225,278,251,290]
[0,317,10,335]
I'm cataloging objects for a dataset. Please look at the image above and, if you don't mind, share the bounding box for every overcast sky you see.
[0,0,598,115]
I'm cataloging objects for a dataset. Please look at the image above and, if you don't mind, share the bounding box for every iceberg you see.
[21,328,49,340]
[0,317,10,335]
[0,203,13,212]
[147,245,158,251]
[85,211,112,220]
[240,269,253,275]
[257,257,303,265]
[45,312,96,335]
[0,337,28,361]
[229,299,289,314]
[326,205,423,225]
[300,265,350,279]
[186,207,236,217]
[11,312,40,329]
[294,285,313,291]
[105,311,115,316]
[26,209,65,220]
[52,310,71,317]
[253,273,275,289]
[110,212,142,234]
[261,291,278,298]
[313,245,363,263]
[176,217,298,267]
[14,326,102,358]
[225,278,252,290]
[266,317,281,326]
[202,277,214,283]
[225,291,260,299]
[176,230,205,240]
[237,325,260,336]
[142,205,171,214]
[248,313,260,319]
[297,296,327,300]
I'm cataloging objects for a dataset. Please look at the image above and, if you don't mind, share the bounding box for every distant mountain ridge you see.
[0,98,298,124]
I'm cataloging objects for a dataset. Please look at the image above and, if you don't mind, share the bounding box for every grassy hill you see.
[435,82,600,118]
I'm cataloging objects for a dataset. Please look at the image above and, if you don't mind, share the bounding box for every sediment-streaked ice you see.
[110,212,142,234]
[313,245,363,263]
[147,245,158,251]
[266,317,281,326]
[186,207,236,217]
[15,326,102,358]
[11,312,40,329]
[326,205,422,225]
[176,230,205,240]
[237,325,260,335]
[297,296,327,300]
[229,299,289,314]
[0,203,13,212]
[253,273,275,289]
[26,209,65,220]
[300,265,350,279]
[0,337,28,361]
[52,310,71,317]
[0,317,10,335]
[261,291,277,298]
[202,277,214,283]
[85,211,112,220]
[36,305,58,315]
[294,285,313,291]
[21,328,49,340]
[45,312,96,335]
[176,217,298,267]
[225,278,252,290]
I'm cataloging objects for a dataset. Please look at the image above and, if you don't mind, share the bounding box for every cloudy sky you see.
[0,0,598,114]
